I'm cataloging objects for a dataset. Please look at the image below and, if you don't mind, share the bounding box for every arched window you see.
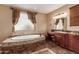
[15,12,34,31]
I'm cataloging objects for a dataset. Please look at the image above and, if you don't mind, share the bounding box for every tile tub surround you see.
[0,40,46,54]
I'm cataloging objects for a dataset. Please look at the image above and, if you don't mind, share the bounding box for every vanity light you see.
[53,13,67,19]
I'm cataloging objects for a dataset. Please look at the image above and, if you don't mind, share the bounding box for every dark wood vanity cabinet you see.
[47,32,68,48]
[68,34,79,53]
[55,33,66,47]
[47,32,79,53]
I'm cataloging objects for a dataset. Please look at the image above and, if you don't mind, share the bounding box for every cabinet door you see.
[55,33,65,47]
[69,34,79,53]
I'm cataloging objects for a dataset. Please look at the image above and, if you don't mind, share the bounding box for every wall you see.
[0,5,13,43]
[47,4,79,31]
[36,13,48,33]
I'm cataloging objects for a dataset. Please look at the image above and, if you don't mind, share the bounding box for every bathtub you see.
[3,35,45,43]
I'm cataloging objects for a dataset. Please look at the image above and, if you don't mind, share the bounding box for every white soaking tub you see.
[3,34,45,43]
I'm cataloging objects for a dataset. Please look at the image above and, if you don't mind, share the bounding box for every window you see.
[15,12,34,31]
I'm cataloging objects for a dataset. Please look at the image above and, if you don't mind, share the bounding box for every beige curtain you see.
[27,11,37,24]
[12,9,20,25]
[12,8,20,32]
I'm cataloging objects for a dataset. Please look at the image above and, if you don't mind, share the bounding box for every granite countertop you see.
[51,30,79,35]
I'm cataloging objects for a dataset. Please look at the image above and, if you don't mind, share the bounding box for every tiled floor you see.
[31,48,56,54]
[45,41,75,54]
[22,40,75,54]
[29,40,75,54]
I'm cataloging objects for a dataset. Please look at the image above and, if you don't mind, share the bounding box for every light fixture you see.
[53,13,67,19]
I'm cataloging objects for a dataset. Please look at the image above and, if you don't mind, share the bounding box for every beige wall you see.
[36,13,48,33]
[47,4,79,31]
[0,5,13,43]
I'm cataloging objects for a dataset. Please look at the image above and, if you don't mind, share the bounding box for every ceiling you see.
[7,4,65,14]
